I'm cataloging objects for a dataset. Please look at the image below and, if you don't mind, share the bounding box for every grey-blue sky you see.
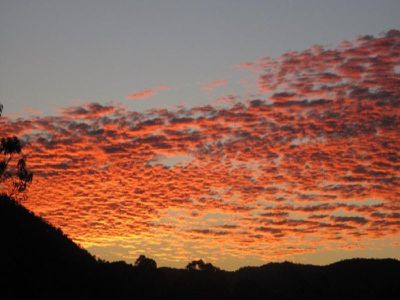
[1,0,399,116]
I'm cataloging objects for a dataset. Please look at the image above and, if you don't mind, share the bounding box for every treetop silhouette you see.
[134,254,157,270]
[0,104,33,198]
[186,259,220,272]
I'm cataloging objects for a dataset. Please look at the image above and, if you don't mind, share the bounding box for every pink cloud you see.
[202,79,228,92]
[126,85,171,100]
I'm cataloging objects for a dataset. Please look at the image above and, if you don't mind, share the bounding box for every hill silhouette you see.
[1,195,399,300]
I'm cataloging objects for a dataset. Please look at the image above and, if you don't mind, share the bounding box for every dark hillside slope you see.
[1,195,399,300]
[0,195,166,300]
[230,259,400,300]
[159,259,400,300]
[0,195,97,299]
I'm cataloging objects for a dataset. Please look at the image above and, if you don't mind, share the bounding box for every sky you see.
[1,0,400,270]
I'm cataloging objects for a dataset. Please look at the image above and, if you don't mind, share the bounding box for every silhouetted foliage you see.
[135,254,157,270]
[0,104,33,198]
[186,259,220,272]
[1,194,399,300]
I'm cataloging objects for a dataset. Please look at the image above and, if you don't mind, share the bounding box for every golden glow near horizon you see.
[1,31,399,270]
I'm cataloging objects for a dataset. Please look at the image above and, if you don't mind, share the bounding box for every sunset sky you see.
[1,0,399,270]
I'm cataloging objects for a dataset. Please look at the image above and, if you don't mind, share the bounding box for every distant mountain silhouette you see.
[1,195,399,300]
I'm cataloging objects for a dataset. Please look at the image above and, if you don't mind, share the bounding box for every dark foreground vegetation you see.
[1,195,399,300]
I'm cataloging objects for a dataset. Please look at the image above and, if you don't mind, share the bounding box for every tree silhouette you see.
[134,254,157,270]
[0,104,33,198]
[186,259,220,272]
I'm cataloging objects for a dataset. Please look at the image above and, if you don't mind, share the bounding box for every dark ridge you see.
[1,195,399,300]
[0,195,96,299]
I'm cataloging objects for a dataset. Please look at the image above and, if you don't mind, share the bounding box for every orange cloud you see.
[1,30,399,270]
[126,85,171,100]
